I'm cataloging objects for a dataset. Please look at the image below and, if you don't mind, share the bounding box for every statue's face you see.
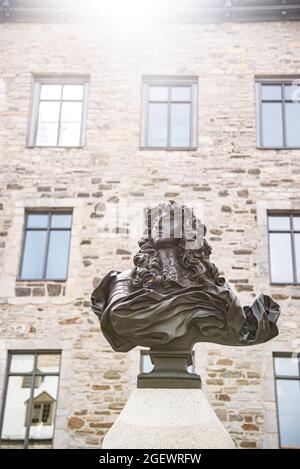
[144,201,206,251]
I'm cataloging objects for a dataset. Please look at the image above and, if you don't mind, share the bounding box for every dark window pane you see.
[149,86,168,101]
[170,103,191,147]
[45,231,70,279]
[26,214,48,229]
[261,85,282,101]
[42,404,51,423]
[51,213,72,229]
[286,103,300,147]
[21,231,47,280]
[31,404,41,424]
[0,376,31,447]
[276,379,300,448]
[269,233,293,283]
[148,103,168,147]
[62,84,84,100]
[295,233,300,283]
[293,216,300,231]
[261,103,283,147]
[171,86,191,102]
[268,216,290,231]
[275,357,299,377]
[40,84,61,101]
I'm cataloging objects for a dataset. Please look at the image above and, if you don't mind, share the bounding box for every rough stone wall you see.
[0,20,300,449]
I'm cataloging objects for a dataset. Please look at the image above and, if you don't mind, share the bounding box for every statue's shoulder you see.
[115,269,132,281]
[93,269,132,298]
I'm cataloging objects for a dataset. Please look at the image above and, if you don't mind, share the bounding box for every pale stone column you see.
[102,388,236,449]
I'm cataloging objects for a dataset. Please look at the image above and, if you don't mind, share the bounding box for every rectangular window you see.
[28,76,89,147]
[273,353,300,449]
[257,79,300,148]
[20,210,72,281]
[0,351,61,449]
[141,76,198,149]
[268,213,300,284]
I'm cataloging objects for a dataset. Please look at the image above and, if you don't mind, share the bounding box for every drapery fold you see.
[91,270,280,352]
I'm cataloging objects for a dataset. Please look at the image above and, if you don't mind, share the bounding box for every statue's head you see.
[144,200,205,250]
[130,200,224,290]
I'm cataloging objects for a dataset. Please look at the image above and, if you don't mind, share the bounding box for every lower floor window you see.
[0,351,61,449]
[274,353,300,449]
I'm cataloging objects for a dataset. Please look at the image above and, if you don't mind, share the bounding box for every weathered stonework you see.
[0,18,300,449]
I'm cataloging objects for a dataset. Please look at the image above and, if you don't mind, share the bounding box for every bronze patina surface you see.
[91,201,280,388]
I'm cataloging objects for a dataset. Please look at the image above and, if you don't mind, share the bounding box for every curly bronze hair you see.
[129,201,225,290]
[130,235,225,290]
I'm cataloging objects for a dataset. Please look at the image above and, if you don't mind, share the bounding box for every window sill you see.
[26,145,85,150]
[17,279,67,283]
[257,146,300,150]
[15,280,68,299]
[139,147,198,151]
[270,282,300,286]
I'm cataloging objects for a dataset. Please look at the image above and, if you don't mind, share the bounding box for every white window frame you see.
[19,209,73,281]
[273,352,300,449]
[267,211,300,285]
[256,75,300,149]
[140,76,198,150]
[0,350,61,449]
[27,75,89,148]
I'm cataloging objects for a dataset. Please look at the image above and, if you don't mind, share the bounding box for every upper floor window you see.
[273,354,300,449]
[20,210,72,281]
[268,213,300,284]
[141,76,198,149]
[0,351,61,449]
[257,79,300,148]
[28,76,89,148]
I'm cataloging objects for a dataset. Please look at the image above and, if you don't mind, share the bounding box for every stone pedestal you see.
[102,388,235,449]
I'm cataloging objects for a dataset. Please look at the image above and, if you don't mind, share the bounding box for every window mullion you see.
[167,85,172,148]
[56,85,64,147]
[282,84,287,148]
[290,215,297,284]
[189,86,192,147]
[43,213,51,280]
[24,352,38,449]
[39,404,43,424]
[33,83,42,146]
[146,85,150,147]
[259,83,264,146]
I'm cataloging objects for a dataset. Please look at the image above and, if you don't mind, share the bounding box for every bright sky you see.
[75,0,172,26]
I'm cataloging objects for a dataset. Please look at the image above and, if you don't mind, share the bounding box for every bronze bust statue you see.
[91,201,280,388]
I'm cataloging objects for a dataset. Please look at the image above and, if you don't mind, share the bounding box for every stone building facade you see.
[0,0,300,449]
